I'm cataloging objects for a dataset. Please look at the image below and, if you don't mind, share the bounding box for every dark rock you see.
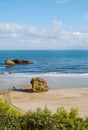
[13,59,33,64]
[30,77,49,93]
[5,59,33,66]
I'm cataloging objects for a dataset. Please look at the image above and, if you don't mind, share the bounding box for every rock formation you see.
[30,77,49,92]
[13,59,33,64]
[5,59,33,66]
[5,60,15,66]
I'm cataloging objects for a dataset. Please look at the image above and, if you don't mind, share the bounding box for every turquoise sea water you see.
[0,50,88,90]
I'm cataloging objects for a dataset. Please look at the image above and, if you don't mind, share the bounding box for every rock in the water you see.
[5,59,33,66]
[30,77,49,92]
[13,59,33,64]
[5,60,15,66]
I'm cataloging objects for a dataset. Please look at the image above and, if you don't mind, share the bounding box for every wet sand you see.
[0,86,88,118]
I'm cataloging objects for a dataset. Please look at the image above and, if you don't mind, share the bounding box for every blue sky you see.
[0,0,88,50]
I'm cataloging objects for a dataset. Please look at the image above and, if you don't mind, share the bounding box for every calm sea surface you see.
[0,50,88,90]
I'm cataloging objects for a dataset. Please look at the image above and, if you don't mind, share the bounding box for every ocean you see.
[0,50,88,90]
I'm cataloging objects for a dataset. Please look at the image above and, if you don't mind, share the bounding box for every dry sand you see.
[0,86,88,118]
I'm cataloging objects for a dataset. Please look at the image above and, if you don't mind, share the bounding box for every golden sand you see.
[0,86,88,118]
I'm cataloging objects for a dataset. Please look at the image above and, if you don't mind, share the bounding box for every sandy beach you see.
[0,85,88,118]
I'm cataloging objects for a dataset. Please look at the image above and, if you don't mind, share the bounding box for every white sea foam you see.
[1,72,88,78]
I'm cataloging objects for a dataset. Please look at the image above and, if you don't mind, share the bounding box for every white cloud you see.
[20,39,41,44]
[72,32,80,36]
[0,23,24,39]
[0,23,23,32]
[0,21,88,50]
[0,33,17,38]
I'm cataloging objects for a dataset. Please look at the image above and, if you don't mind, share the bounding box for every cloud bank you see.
[0,20,88,50]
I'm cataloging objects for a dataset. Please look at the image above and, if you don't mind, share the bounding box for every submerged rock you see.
[30,77,49,93]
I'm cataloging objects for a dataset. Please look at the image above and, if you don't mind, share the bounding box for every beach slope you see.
[0,86,88,118]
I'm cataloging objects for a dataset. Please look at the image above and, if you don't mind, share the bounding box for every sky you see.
[0,0,88,50]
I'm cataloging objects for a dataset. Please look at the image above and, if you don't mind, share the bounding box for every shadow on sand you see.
[11,87,33,93]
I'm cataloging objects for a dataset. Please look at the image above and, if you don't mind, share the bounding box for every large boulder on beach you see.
[30,77,49,93]
[5,60,15,66]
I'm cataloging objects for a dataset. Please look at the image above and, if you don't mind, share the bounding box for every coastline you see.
[0,73,88,118]
[0,83,88,118]
[0,73,88,91]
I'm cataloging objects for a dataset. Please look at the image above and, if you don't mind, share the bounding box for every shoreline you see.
[0,85,88,118]
[0,73,88,91]
[0,73,88,118]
